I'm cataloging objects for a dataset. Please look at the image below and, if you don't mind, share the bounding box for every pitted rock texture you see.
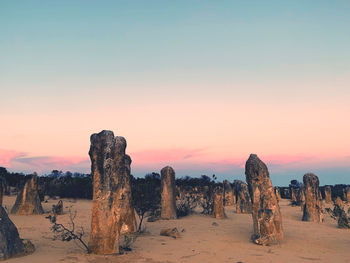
[161,166,177,219]
[290,187,303,206]
[335,197,344,207]
[302,173,323,222]
[324,186,332,204]
[299,187,305,211]
[118,154,137,235]
[88,130,136,255]
[245,154,283,245]
[223,180,235,206]
[274,187,281,201]
[344,186,350,203]
[0,206,34,260]
[213,187,225,219]
[234,180,251,214]
[11,174,44,215]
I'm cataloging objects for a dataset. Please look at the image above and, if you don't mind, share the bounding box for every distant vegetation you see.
[0,167,347,203]
[0,167,92,200]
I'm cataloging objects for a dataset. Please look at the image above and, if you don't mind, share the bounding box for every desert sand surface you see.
[2,195,350,263]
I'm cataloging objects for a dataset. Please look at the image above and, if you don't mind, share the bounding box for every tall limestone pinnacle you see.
[245,154,283,245]
[88,130,136,255]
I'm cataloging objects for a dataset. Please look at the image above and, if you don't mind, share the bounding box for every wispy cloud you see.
[0,149,27,167]
[0,148,89,174]
[1,148,350,185]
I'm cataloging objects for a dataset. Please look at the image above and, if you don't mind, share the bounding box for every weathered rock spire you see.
[161,166,177,219]
[11,173,44,215]
[88,130,136,255]
[245,154,283,245]
[302,173,323,223]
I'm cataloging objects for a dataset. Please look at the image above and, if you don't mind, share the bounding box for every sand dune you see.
[2,196,349,263]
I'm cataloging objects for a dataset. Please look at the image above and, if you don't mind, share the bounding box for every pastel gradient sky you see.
[1,1,350,185]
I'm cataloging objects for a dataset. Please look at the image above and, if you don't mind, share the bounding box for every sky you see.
[1,1,350,186]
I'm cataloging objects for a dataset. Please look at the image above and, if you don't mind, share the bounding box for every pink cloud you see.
[0,149,26,167]
[0,149,89,174]
[15,156,88,169]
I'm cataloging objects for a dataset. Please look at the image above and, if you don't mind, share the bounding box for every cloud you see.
[0,149,89,174]
[14,156,89,170]
[0,149,27,167]
[1,147,350,185]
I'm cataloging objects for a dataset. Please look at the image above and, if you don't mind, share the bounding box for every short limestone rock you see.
[335,197,344,207]
[302,173,323,223]
[343,186,350,203]
[223,180,235,206]
[234,180,251,214]
[213,187,225,219]
[245,154,283,245]
[324,186,332,204]
[161,166,177,220]
[11,174,44,215]
[160,228,180,239]
[274,187,281,202]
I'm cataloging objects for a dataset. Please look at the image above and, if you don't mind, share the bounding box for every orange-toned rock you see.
[302,173,323,222]
[118,154,137,235]
[88,130,136,255]
[324,186,332,204]
[11,174,44,215]
[335,196,344,207]
[274,187,281,201]
[245,154,283,245]
[299,187,305,211]
[290,187,298,205]
[161,166,177,219]
[213,187,225,219]
[343,186,350,203]
[234,180,251,214]
[223,180,235,206]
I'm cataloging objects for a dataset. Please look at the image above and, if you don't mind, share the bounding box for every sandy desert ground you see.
[2,195,350,263]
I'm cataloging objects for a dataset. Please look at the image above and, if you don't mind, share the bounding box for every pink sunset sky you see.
[1,1,350,185]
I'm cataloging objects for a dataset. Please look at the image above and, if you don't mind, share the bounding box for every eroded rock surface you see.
[344,186,350,203]
[274,187,281,201]
[223,180,235,206]
[245,154,283,245]
[234,180,251,214]
[335,197,344,207]
[160,228,180,239]
[11,174,44,215]
[161,166,177,219]
[324,186,332,204]
[302,173,323,222]
[213,187,225,219]
[88,130,136,255]
[0,206,34,260]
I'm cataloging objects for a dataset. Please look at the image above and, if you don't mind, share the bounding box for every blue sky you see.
[1,1,350,186]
